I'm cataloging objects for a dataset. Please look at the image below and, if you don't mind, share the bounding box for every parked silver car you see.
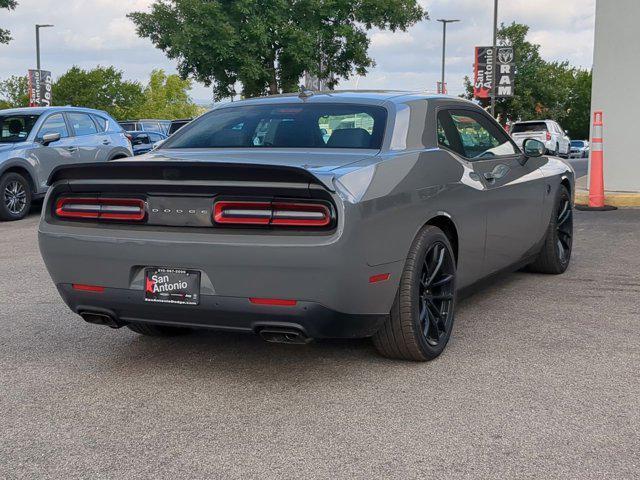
[569,140,590,158]
[38,92,574,361]
[0,106,132,220]
[118,119,171,135]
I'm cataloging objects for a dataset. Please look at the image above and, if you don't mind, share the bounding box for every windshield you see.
[0,114,40,143]
[571,141,585,147]
[162,104,387,149]
[511,122,548,134]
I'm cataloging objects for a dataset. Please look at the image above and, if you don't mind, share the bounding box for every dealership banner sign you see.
[473,46,515,99]
[28,69,52,107]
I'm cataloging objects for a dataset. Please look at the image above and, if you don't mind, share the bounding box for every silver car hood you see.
[135,148,380,174]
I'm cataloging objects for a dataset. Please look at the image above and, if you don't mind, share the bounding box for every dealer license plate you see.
[144,268,201,306]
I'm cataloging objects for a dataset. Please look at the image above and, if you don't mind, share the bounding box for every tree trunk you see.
[268,56,279,95]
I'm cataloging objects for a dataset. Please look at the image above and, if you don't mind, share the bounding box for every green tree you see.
[0,75,29,109]
[52,66,145,120]
[0,0,17,44]
[129,0,426,99]
[463,22,591,137]
[137,69,200,119]
[563,69,592,139]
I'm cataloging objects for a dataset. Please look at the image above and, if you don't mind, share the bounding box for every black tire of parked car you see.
[528,184,573,274]
[127,322,192,337]
[0,172,32,221]
[373,225,457,361]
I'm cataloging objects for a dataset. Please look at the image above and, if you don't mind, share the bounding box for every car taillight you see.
[55,197,146,221]
[546,131,551,141]
[213,200,332,227]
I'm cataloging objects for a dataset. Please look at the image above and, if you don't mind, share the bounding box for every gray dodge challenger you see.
[38,91,574,361]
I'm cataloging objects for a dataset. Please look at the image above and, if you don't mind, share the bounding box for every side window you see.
[449,110,517,159]
[38,114,69,139]
[92,115,107,132]
[68,113,98,136]
[436,117,451,148]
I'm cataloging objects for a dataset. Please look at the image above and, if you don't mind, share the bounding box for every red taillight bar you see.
[214,200,332,227]
[213,201,272,225]
[56,197,146,221]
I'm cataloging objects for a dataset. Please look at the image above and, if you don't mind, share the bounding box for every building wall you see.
[590,0,640,192]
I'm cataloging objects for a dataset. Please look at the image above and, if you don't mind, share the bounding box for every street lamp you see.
[35,24,54,71]
[436,19,460,95]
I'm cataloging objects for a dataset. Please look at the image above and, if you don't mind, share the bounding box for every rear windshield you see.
[0,114,40,143]
[571,140,585,147]
[161,104,387,149]
[140,121,164,133]
[511,122,548,134]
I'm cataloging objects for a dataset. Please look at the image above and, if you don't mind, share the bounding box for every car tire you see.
[127,322,191,337]
[528,185,573,274]
[0,172,32,221]
[372,225,457,361]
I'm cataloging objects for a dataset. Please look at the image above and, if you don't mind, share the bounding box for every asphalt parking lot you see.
[1,207,639,479]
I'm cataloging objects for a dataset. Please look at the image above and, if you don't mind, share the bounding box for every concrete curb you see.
[575,189,640,207]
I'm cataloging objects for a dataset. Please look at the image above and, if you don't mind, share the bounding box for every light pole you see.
[35,24,54,71]
[490,0,498,116]
[437,19,460,95]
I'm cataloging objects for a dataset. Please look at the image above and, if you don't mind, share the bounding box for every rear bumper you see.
[57,284,387,339]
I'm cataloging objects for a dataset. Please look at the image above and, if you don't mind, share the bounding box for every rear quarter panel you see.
[341,148,488,289]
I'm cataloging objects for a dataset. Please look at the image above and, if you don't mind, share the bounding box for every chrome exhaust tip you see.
[258,327,311,345]
[79,311,126,329]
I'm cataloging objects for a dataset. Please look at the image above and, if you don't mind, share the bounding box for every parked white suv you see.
[510,120,570,157]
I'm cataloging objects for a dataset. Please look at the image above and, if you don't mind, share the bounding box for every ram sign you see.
[28,69,52,107]
[473,46,515,99]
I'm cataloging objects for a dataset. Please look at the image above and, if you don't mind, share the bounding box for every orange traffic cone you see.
[576,111,616,211]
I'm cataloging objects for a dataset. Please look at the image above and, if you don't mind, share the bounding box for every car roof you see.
[0,106,110,116]
[513,120,554,124]
[119,119,170,122]
[214,90,479,108]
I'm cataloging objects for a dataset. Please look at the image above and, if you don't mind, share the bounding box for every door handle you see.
[484,164,510,182]
[65,146,78,153]
[102,140,111,145]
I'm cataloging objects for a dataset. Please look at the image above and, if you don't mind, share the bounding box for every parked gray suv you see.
[0,106,132,220]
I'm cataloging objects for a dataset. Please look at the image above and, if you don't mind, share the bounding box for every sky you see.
[0,0,596,103]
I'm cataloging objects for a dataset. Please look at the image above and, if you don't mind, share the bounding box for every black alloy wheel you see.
[418,242,456,347]
[373,225,457,361]
[0,172,32,221]
[528,184,573,274]
[555,195,573,268]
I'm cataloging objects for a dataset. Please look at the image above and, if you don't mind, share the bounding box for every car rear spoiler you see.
[47,161,335,191]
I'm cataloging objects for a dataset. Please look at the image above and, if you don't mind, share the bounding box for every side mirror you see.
[523,138,545,158]
[41,132,61,146]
